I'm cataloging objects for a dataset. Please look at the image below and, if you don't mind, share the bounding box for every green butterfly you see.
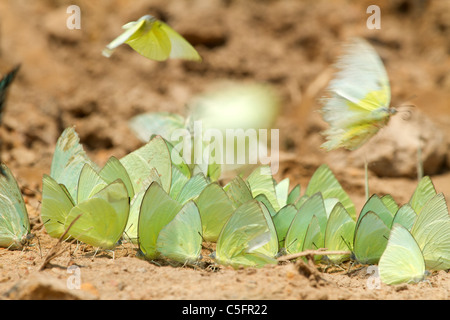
[103,14,201,61]
[213,200,278,268]
[322,203,355,264]
[137,182,182,260]
[125,168,162,244]
[380,193,450,285]
[195,183,234,242]
[410,193,450,270]
[272,205,297,249]
[0,164,31,249]
[284,193,327,255]
[156,201,203,265]
[351,210,390,265]
[41,171,130,250]
[379,224,428,285]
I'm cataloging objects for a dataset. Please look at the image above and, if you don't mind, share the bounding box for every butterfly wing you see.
[102,18,147,57]
[159,21,202,61]
[176,173,208,205]
[246,166,280,212]
[352,211,390,264]
[272,205,297,249]
[410,193,450,270]
[359,194,394,227]
[65,180,130,250]
[138,182,182,260]
[40,174,75,239]
[379,224,426,285]
[98,156,134,199]
[156,201,203,264]
[223,176,253,209]
[390,204,417,230]
[120,135,172,194]
[50,127,98,200]
[0,164,30,249]
[323,203,355,264]
[284,193,326,254]
[125,19,172,61]
[214,200,277,268]
[321,38,392,150]
[409,176,437,215]
[305,164,356,220]
[195,183,234,242]
[77,163,108,204]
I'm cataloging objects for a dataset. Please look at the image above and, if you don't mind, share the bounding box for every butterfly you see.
[102,14,201,61]
[41,165,130,250]
[0,163,31,249]
[379,224,428,285]
[156,201,203,265]
[212,200,278,269]
[322,203,355,264]
[320,38,396,151]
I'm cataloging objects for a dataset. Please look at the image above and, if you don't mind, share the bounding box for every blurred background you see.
[0,0,449,210]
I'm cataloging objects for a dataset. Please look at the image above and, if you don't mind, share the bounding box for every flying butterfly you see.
[320,38,396,151]
[102,15,201,62]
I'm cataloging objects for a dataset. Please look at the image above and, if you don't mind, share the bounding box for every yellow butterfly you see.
[103,15,201,62]
[321,38,396,151]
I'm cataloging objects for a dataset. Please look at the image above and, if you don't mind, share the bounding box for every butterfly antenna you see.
[341,235,353,252]
[285,238,298,252]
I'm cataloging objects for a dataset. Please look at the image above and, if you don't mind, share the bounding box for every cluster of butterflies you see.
[0,14,447,287]
[0,126,448,286]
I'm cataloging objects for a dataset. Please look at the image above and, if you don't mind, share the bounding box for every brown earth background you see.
[0,0,449,300]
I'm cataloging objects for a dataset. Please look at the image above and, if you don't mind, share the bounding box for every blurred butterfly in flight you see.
[320,38,396,151]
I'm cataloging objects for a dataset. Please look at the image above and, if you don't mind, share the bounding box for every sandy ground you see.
[0,0,449,300]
